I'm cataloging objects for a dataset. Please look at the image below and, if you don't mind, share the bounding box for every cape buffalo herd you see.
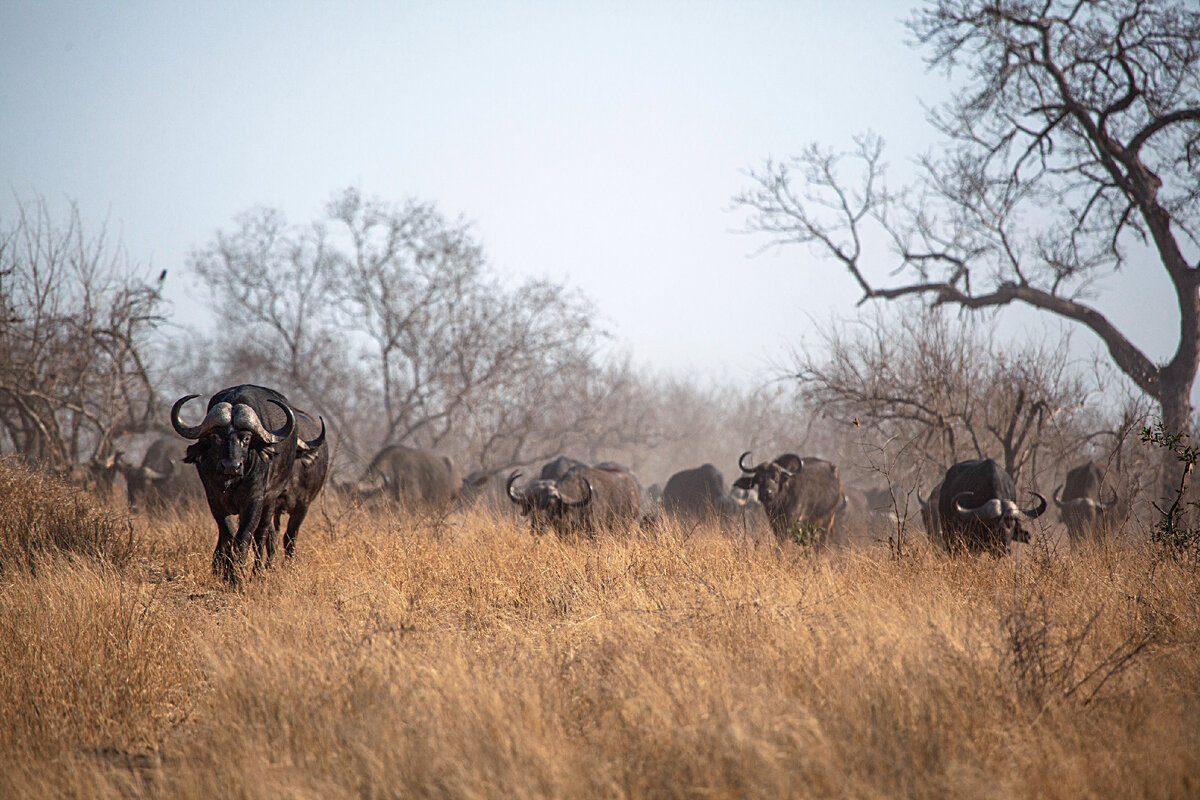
[51,377,1105,583]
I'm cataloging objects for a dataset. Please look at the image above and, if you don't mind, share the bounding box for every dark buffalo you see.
[734,451,842,546]
[1053,460,1119,545]
[662,463,754,524]
[273,409,329,557]
[507,463,640,537]
[117,437,201,510]
[172,384,322,582]
[937,458,1046,554]
[362,444,462,512]
[540,455,586,482]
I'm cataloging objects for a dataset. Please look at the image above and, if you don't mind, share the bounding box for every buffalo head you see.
[172,394,296,481]
[506,470,593,533]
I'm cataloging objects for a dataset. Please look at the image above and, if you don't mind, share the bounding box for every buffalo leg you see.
[247,503,280,572]
[282,504,309,558]
[210,513,239,582]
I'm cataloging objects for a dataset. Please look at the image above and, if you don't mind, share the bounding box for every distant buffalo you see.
[1054,460,1120,545]
[507,463,640,537]
[734,452,842,546]
[362,444,462,513]
[117,437,201,511]
[540,455,586,482]
[661,463,750,524]
[938,458,1045,554]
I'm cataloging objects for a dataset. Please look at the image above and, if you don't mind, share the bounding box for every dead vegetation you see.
[0,461,1197,799]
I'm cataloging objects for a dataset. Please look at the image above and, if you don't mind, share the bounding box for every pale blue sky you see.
[0,1,1176,385]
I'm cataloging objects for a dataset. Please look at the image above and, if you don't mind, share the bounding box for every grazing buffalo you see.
[918,481,944,549]
[661,463,740,519]
[273,409,329,557]
[937,459,1046,554]
[507,463,640,537]
[362,444,462,513]
[1054,460,1119,545]
[172,385,324,582]
[734,451,842,546]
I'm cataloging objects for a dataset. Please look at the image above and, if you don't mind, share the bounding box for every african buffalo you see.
[540,455,586,481]
[1053,460,1119,545]
[662,463,737,519]
[172,384,323,581]
[734,451,842,546]
[117,437,200,510]
[273,408,329,557]
[507,463,640,537]
[937,459,1046,554]
[362,444,462,513]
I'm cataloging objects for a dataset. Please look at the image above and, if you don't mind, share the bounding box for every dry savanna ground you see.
[1,459,1198,799]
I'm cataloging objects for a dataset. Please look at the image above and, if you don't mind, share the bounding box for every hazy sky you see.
[0,1,1177,386]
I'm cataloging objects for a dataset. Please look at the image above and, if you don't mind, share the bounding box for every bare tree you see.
[735,0,1200,483]
[794,307,1095,486]
[0,195,164,473]
[188,187,639,476]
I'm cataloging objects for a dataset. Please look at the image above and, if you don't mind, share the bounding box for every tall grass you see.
[0,464,1196,798]
[0,458,135,573]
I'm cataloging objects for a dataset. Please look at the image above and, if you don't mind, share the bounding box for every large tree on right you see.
[737,1,1200,446]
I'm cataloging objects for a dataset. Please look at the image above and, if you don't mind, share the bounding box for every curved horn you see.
[563,476,593,508]
[1053,484,1066,508]
[231,400,295,444]
[917,489,929,510]
[1102,486,1119,510]
[171,396,232,439]
[506,471,524,504]
[738,451,756,473]
[952,491,1003,521]
[298,416,327,451]
[139,464,168,482]
[1018,492,1047,520]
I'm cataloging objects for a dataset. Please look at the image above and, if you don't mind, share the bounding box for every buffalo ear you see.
[259,444,278,459]
[732,475,754,491]
[1013,523,1032,543]
[183,443,203,464]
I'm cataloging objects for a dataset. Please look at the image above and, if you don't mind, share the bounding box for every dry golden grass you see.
[1,463,1197,799]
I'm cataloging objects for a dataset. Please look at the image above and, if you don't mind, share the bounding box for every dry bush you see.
[0,458,136,573]
[0,500,1197,798]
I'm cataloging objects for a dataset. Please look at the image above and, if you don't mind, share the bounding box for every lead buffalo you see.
[937,458,1046,554]
[507,463,640,537]
[172,385,324,582]
[734,452,842,545]
[1053,460,1119,545]
[362,444,462,512]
